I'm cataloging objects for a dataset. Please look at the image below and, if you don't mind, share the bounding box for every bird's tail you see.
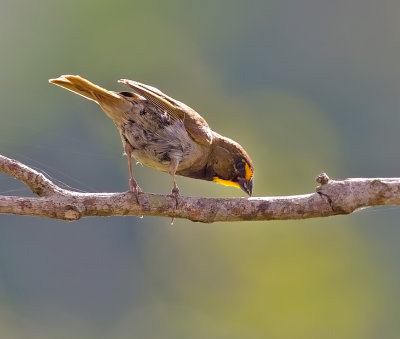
[49,75,130,114]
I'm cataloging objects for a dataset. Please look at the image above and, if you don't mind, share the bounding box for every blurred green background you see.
[1,0,400,338]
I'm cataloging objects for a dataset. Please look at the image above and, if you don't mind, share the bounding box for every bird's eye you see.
[236,161,245,170]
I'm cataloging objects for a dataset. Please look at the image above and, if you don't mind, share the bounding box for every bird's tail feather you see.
[49,75,129,112]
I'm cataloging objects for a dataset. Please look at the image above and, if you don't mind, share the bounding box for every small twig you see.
[1,154,400,222]
[0,154,60,196]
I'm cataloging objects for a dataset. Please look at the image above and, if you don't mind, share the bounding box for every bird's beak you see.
[239,178,253,196]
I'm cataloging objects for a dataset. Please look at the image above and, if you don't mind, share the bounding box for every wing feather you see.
[118,79,213,145]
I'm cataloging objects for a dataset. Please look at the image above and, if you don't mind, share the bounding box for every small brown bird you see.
[49,75,254,198]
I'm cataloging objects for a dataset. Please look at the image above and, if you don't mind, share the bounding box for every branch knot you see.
[316,172,330,185]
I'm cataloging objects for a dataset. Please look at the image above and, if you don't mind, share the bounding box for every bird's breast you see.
[120,109,210,173]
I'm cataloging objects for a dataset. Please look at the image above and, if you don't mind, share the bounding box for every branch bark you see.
[1,155,400,223]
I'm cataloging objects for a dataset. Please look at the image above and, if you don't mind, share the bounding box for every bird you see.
[49,75,254,199]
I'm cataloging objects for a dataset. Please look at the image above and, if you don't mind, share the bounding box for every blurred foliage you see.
[1,0,400,338]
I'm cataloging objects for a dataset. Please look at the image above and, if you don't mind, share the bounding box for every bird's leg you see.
[168,158,180,223]
[124,143,142,203]
[168,158,180,197]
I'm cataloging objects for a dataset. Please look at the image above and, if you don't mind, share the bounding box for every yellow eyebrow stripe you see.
[244,162,253,181]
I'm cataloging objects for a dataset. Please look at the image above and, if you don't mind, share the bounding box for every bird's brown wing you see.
[118,79,213,145]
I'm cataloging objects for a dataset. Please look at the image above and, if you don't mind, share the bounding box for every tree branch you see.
[0,155,399,222]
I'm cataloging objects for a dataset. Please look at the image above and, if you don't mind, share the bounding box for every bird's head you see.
[207,133,254,196]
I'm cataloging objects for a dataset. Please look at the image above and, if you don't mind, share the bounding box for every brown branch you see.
[0,155,61,196]
[0,154,400,222]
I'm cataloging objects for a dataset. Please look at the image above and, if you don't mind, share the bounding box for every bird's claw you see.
[129,178,142,204]
[169,186,180,224]
[171,186,180,196]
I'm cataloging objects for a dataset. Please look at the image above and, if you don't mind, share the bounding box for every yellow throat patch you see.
[213,177,240,189]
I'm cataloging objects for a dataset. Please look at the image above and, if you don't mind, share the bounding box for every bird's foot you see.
[129,178,142,204]
[169,187,180,225]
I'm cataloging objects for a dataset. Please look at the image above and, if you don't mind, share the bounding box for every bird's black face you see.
[233,159,254,196]
[212,158,254,196]
[209,135,254,196]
